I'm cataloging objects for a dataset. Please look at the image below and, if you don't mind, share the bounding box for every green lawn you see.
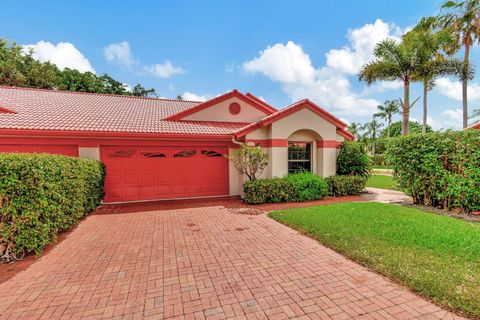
[269,202,480,318]
[366,174,397,190]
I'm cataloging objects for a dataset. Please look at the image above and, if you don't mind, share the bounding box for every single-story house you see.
[466,123,480,130]
[0,86,353,203]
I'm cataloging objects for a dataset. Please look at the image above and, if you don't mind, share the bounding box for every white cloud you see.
[181,92,208,102]
[23,41,95,73]
[241,20,404,117]
[243,41,315,85]
[325,19,403,75]
[104,41,135,67]
[104,41,185,78]
[144,61,186,78]
[436,77,480,101]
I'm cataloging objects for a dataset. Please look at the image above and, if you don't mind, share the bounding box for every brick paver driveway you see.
[0,206,464,320]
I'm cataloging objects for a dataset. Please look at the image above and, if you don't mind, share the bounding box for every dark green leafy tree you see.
[374,100,400,137]
[132,84,157,97]
[381,121,432,138]
[438,0,480,129]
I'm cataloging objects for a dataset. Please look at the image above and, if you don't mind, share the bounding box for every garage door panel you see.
[102,146,228,202]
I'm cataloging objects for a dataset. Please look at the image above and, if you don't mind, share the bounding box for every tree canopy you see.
[0,39,157,97]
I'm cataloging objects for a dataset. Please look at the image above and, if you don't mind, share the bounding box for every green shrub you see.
[0,153,105,255]
[243,173,328,204]
[243,178,294,204]
[369,154,386,166]
[386,131,480,213]
[337,141,371,177]
[284,172,329,202]
[325,175,367,197]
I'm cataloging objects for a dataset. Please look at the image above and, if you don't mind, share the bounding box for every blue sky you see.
[2,0,478,129]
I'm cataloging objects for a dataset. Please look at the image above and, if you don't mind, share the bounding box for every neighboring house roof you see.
[466,122,480,130]
[0,86,352,140]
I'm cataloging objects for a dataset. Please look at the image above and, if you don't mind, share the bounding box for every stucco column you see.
[228,148,243,196]
[270,140,288,178]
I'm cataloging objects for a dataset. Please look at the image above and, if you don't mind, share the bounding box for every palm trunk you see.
[372,141,375,156]
[462,44,470,129]
[387,117,391,138]
[402,79,410,135]
[422,80,427,135]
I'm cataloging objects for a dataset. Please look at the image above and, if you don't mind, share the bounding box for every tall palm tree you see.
[373,100,400,137]
[363,118,383,155]
[347,122,362,140]
[438,0,480,128]
[359,39,426,135]
[406,17,467,134]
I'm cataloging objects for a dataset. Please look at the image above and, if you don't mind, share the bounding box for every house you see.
[466,123,480,130]
[0,86,353,203]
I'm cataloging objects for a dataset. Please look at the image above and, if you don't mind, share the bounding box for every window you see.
[109,149,135,158]
[141,151,166,158]
[173,150,196,157]
[288,142,311,173]
[201,150,223,157]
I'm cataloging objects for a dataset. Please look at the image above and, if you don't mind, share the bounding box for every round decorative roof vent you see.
[229,102,241,115]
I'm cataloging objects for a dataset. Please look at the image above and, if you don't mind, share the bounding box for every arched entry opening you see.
[287,129,322,174]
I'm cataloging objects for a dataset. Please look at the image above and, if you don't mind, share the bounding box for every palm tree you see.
[359,39,426,135]
[406,17,467,134]
[363,118,383,155]
[347,122,362,140]
[373,100,400,137]
[438,0,480,128]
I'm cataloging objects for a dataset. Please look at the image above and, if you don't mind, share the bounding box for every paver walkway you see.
[0,206,464,320]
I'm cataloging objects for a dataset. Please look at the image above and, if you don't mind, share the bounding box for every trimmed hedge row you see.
[0,153,105,255]
[243,173,366,205]
[386,130,480,213]
[325,175,367,197]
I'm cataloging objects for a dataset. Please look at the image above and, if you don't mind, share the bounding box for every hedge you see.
[386,130,480,213]
[243,172,365,205]
[0,153,105,256]
[325,175,367,197]
[243,172,328,204]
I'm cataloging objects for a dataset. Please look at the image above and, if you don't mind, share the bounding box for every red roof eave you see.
[234,99,348,139]
[0,128,234,141]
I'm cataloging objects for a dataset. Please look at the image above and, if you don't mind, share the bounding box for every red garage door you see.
[0,144,78,156]
[101,146,229,202]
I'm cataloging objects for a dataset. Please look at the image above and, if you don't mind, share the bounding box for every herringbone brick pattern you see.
[0,206,465,319]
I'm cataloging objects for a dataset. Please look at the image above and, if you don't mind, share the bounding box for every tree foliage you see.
[381,121,432,138]
[336,141,371,177]
[230,145,269,181]
[0,39,156,97]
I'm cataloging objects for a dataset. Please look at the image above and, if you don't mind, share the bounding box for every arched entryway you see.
[287,129,323,174]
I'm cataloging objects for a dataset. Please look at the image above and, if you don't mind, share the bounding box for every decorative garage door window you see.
[141,151,166,158]
[109,149,135,158]
[173,150,196,157]
[201,150,223,157]
[288,142,312,173]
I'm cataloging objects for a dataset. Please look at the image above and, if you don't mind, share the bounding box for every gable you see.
[183,96,268,123]
[166,90,276,123]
